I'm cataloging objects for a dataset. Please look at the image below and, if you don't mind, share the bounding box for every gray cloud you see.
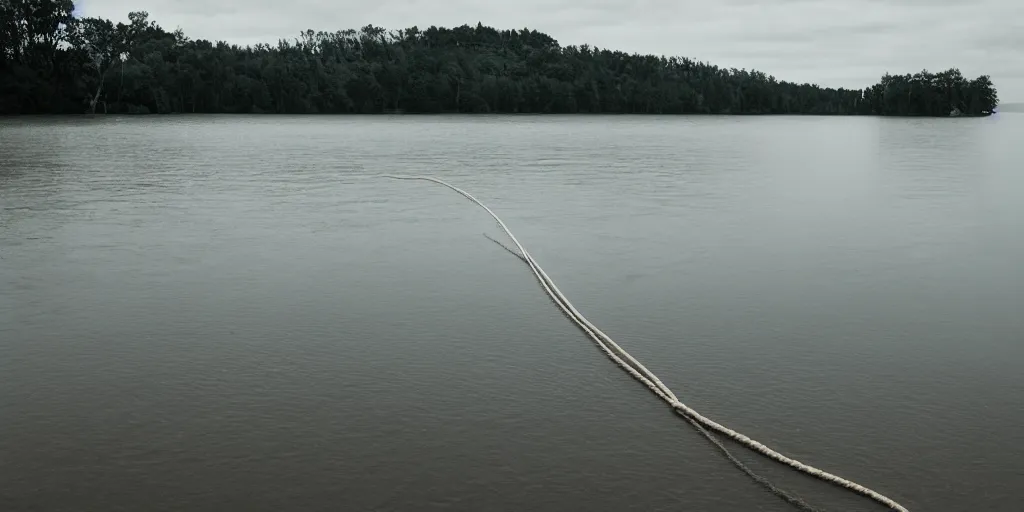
[740,21,902,45]
[78,0,1024,101]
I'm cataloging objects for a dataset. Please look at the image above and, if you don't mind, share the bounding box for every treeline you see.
[1,1,999,116]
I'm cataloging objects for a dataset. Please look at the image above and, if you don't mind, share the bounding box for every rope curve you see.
[384,174,909,512]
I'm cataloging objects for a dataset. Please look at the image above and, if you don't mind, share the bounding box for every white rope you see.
[385,175,910,512]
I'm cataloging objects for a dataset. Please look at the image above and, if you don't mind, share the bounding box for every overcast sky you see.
[77,0,1023,102]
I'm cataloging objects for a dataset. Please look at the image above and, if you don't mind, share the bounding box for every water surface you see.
[2,114,1023,511]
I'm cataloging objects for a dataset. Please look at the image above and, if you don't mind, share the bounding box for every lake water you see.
[2,114,1022,512]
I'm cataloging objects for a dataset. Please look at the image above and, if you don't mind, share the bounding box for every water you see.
[2,115,1022,512]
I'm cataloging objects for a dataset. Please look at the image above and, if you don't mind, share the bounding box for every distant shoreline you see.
[1,7,999,118]
[1,110,998,118]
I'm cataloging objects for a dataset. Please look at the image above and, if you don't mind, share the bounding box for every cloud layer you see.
[78,0,1024,100]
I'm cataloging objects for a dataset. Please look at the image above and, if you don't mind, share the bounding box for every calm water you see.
[2,115,1022,512]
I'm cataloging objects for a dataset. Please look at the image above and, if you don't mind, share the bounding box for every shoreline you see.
[1,111,997,118]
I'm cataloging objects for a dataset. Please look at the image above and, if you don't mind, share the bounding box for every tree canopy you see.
[1,1,999,116]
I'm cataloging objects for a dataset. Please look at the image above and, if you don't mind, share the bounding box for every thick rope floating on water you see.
[482,235,823,512]
[384,175,909,512]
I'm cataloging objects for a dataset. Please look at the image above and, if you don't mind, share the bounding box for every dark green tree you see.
[0,3,1000,116]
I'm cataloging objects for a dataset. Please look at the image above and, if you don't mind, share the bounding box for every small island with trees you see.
[1,2,1000,116]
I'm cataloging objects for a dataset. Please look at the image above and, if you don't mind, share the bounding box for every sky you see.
[76,0,1023,102]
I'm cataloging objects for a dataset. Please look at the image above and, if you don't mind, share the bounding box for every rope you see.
[384,175,909,512]
[483,233,527,263]
[675,409,821,512]
[486,230,821,512]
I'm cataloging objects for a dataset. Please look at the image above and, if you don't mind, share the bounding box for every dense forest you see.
[1,1,1000,116]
